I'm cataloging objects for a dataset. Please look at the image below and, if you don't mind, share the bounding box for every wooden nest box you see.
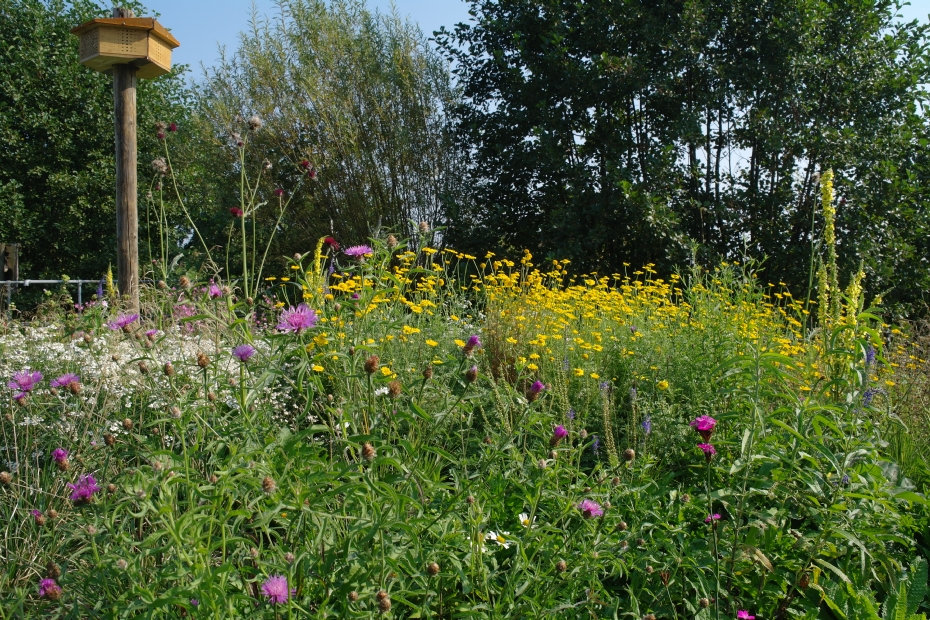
[71,16,179,79]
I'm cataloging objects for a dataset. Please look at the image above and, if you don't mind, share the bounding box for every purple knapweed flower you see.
[208,281,223,299]
[52,448,68,464]
[261,574,294,604]
[39,578,61,599]
[9,370,43,400]
[344,245,373,259]
[351,293,360,300]
[277,304,319,333]
[642,415,651,435]
[705,513,721,523]
[106,313,139,331]
[67,474,100,504]
[527,380,546,402]
[190,598,199,607]
[463,334,481,354]
[551,424,568,447]
[578,499,604,519]
[690,415,717,441]
[50,374,80,389]
[31,509,43,522]
[232,344,256,362]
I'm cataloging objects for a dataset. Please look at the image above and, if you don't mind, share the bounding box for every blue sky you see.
[134,0,930,77]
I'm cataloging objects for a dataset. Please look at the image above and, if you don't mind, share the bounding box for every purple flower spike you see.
[50,374,80,389]
[277,304,319,333]
[67,474,100,504]
[641,415,652,435]
[578,499,604,519]
[52,448,68,464]
[232,344,256,362]
[107,313,139,331]
[344,245,373,258]
[261,574,294,604]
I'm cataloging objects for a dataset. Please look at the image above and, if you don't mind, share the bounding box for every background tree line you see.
[2,0,930,316]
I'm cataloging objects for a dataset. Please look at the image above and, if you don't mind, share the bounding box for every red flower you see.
[299,160,311,170]
[324,236,340,251]
[308,168,318,179]
[274,188,284,197]
[168,123,178,132]
[156,132,166,141]
[229,207,243,217]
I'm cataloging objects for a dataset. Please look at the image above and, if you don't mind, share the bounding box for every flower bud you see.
[388,380,401,398]
[196,352,209,368]
[464,365,478,383]
[262,476,276,494]
[426,561,440,576]
[362,442,376,462]
[364,355,380,375]
[163,362,174,377]
[348,591,359,602]
[623,448,635,462]
[138,361,149,374]
[122,418,133,430]
[46,561,61,579]
[555,560,567,573]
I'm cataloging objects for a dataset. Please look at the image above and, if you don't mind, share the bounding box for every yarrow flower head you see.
[9,370,43,401]
[690,415,717,441]
[106,313,139,331]
[261,574,294,605]
[232,344,256,362]
[578,499,604,519]
[50,374,80,389]
[277,304,319,333]
[39,578,61,600]
[344,245,373,259]
[67,474,100,504]
[737,612,755,619]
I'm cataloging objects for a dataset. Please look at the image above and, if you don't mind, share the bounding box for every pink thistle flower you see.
[67,474,100,504]
[50,374,80,389]
[31,509,43,522]
[344,245,373,259]
[277,304,319,334]
[52,448,68,464]
[705,513,722,523]
[463,334,481,354]
[9,370,43,397]
[208,281,223,299]
[690,415,717,441]
[551,424,568,447]
[578,499,603,519]
[737,612,755,619]
[261,574,294,604]
[39,578,61,600]
[527,380,547,402]
[106,313,139,331]
[232,344,256,362]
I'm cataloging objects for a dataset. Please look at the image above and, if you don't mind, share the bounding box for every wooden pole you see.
[112,7,139,311]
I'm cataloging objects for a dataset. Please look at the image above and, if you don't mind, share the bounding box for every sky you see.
[134,0,930,78]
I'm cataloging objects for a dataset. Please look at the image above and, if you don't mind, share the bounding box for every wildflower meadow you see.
[2,114,930,619]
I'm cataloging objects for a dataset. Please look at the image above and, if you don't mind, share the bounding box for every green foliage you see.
[0,0,193,287]
[436,0,930,315]
[190,0,459,266]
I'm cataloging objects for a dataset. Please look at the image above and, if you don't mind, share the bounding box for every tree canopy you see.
[437,0,930,314]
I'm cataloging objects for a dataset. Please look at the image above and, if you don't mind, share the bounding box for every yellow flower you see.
[657,380,669,391]
[381,366,393,377]
[402,325,421,335]
[590,373,600,380]
[527,363,538,371]
[885,380,896,387]
[454,339,466,347]
[312,365,324,372]
[506,337,518,345]
[425,339,439,347]
[573,368,584,377]
[280,277,290,282]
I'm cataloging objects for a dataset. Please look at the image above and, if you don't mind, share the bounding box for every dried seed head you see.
[46,561,61,579]
[179,275,190,288]
[388,380,401,398]
[154,121,167,133]
[136,489,146,499]
[34,514,46,526]
[163,362,175,377]
[47,509,58,520]
[138,361,149,374]
[86,525,97,535]
[122,418,133,430]
[107,483,117,494]
[250,547,259,559]
[579,429,588,440]
[348,590,359,602]
[555,560,567,573]
[151,157,168,175]
[646,565,654,574]
[386,234,398,249]
[104,433,115,447]
[56,459,70,472]
[83,333,93,344]
[483,436,492,445]
[466,495,475,505]
[537,458,547,469]
[208,391,217,402]
[361,442,376,462]
[620,540,629,550]
[209,475,218,484]
[378,597,391,613]
[623,448,636,462]
[418,221,430,234]
[116,559,128,570]
[157,280,167,289]
[549,450,558,460]
[681,493,691,504]
[49,387,59,396]
[699,598,710,608]
[152,461,163,472]
[196,352,209,368]
[643,615,656,620]
[637,538,647,547]
[660,570,670,585]
[617,521,628,531]
[426,561,440,576]
[248,114,262,131]
[422,364,433,380]
[170,406,181,418]
[364,355,380,374]
[262,477,276,494]
[611,476,621,486]
[376,590,388,602]
[68,381,81,395]
[284,552,296,564]
[111,354,120,362]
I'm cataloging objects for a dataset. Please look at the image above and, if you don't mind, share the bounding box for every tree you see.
[193,0,459,263]
[437,0,930,314]
[0,0,193,287]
